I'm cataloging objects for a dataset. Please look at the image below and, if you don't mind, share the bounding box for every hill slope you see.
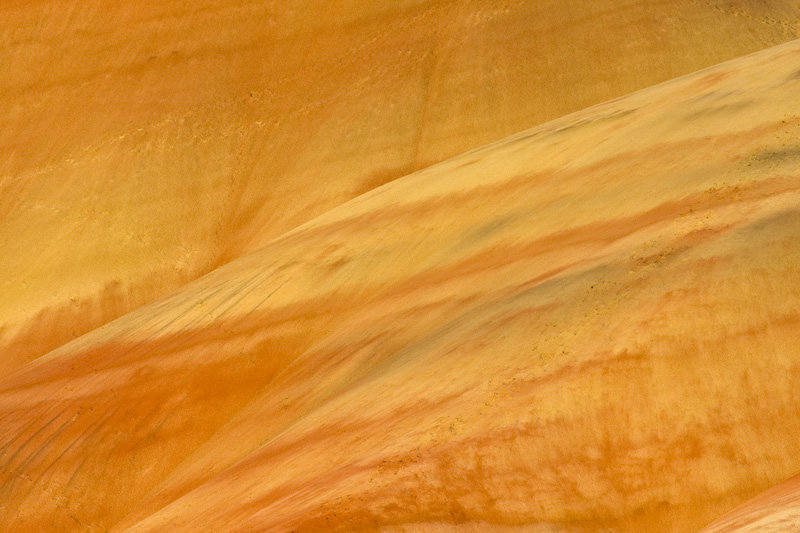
[3,0,800,371]
[2,39,800,531]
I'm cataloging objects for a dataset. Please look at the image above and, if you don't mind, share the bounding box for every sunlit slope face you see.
[2,39,800,532]
[2,0,800,370]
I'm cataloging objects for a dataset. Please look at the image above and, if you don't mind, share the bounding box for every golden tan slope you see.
[2,39,800,532]
[3,0,800,371]
[699,474,800,532]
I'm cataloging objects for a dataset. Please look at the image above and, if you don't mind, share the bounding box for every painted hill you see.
[3,0,800,372]
[2,37,800,531]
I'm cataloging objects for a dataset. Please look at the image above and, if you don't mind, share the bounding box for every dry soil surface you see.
[1,37,800,531]
[3,0,800,371]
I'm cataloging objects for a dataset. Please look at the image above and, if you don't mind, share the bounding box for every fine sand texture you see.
[1,37,800,531]
[3,0,800,372]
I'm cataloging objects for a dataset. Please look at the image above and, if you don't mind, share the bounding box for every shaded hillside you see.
[3,0,800,370]
[2,39,800,532]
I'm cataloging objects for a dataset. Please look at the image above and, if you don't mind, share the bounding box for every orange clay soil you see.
[699,473,800,532]
[2,39,800,532]
[3,0,800,372]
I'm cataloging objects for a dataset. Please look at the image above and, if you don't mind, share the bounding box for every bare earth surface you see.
[2,35,800,531]
[699,473,800,532]
[3,0,800,371]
